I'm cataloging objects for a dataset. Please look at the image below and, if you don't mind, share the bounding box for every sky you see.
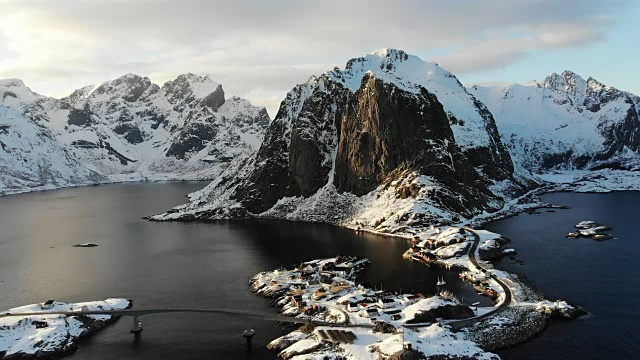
[0,0,638,117]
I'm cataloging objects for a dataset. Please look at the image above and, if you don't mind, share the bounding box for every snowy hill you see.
[468,71,640,171]
[0,74,270,195]
[152,49,533,229]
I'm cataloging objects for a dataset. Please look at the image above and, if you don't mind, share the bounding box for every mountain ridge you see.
[151,49,536,229]
[468,69,640,171]
[0,73,270,195]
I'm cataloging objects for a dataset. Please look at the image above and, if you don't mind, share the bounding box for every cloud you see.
[0,0,628,115]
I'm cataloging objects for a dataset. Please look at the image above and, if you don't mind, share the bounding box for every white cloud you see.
[0,0,628,116]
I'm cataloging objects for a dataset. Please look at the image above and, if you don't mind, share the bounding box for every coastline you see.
[233,170,638,358]
[246,224,585,358]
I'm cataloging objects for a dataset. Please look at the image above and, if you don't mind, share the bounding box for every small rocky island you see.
[566,221,614,241]
[72,243,99,248]
[0,299,131,359]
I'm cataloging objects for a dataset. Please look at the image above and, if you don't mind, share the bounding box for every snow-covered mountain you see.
[153,49,533,229]
[468,71,640,171]
[0,74,270,195]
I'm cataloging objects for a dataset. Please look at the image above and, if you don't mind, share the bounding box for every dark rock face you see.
[333,74,500,216]
[466,98,514,181]
[335,74,457,195]
[289,81,350,196]
[236,116,303,213]
[166,121,219,160]
[2,91,17,101]
[113,123,144,144]
[599,103,640,155]
[227,77,351,213]
[405,304,475,324]
[67,104,94,127]
[202,84,225,110]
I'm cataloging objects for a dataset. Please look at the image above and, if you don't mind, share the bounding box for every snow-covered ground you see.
[251,220,588,359]
[0,299,131,358]
[539,170,640,193]
[251,256,504,359]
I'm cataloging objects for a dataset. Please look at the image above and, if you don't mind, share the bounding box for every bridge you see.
[0,229,513,335]
[0,307,367,334]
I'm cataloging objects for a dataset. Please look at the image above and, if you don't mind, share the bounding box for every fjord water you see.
[486,192,640,360]
[0,182,485,360]
[3,184,636,359]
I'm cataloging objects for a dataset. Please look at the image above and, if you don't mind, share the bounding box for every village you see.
[248,225,586,359]
[249,249,506,359]
[249,226,515,329]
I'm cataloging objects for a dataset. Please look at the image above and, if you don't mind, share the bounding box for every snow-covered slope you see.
[468,71,640,171]
[0,74,270,195]
[153,49,533,229]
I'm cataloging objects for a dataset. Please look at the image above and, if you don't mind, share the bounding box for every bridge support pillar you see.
[243,329,255,347]
[130,316,143,334]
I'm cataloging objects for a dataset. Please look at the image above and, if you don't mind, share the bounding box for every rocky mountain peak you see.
[346,48,411,73]
[90,74,157,103]
[322,49,514,181]
[162,73,224,110]
[542,70,587,99]
[0,78,42,105]
[0,78,27,88]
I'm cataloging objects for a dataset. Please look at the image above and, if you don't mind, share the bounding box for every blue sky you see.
[455,2,640,94]
[0,0,637,116]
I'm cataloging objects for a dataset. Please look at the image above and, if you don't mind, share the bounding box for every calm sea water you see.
[0,182,487,360]
[487,192,640,360]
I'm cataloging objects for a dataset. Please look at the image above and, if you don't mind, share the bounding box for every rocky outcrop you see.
[373,321,399,334]
[405,304,475,324]
[0,299,132,360]
[478,236,511,260]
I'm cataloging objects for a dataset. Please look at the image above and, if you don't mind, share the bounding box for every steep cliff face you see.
[330,49,514,182]
[226,75,352,214]
[469,71,640,171]
[154,50,523,226]
[333,73,499,216]
[0,74,270,195]
[336,74,462,194]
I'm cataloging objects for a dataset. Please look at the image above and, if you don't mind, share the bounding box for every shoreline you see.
[0,299,132,360]
[4,172,635,358]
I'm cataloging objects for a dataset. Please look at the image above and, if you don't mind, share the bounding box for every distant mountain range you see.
[0,74,270,194]
[2,49,639,224]
[468,71,640,171]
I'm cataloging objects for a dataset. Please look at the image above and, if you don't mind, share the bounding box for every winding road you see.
[444,228,513,331]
